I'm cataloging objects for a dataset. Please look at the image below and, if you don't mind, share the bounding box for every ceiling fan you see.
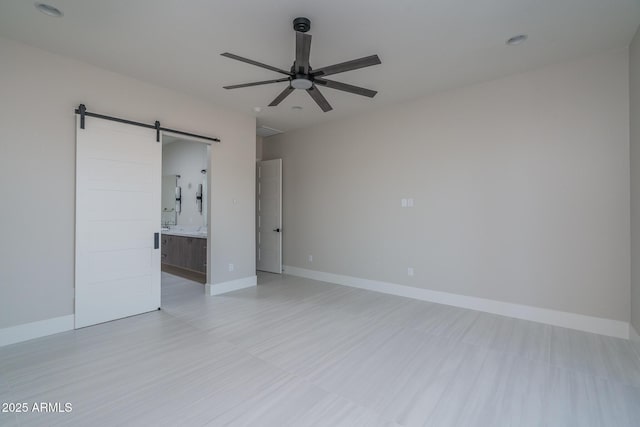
[221,17,381,112]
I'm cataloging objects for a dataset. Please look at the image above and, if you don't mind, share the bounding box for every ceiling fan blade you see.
[295,32,312,74]
[314,78,377,98]
[307,85,333,112]
[221,52,291,76]
[312,55,381,77]
[224,78,290,89]
[268,86,295,106]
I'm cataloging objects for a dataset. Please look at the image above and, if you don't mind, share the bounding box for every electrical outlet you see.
[407,267,414,276]
[308,255,313,262]
[228,263,234,272]
[401,198,408,208]
[407,198,414,208]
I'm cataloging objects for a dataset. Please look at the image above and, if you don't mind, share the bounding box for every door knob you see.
[273,228,281,232]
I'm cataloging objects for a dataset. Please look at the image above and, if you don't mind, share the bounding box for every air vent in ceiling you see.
[256,126,283,138]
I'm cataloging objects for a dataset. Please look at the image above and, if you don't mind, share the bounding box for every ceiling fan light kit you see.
[221,17,381,112]
[291,78,313,90]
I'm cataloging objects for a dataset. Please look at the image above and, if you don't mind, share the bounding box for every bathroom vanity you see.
[161,227,207,283]
[160,169,208,283]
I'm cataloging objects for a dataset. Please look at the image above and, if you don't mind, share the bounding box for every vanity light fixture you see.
[175,186,182,214]
[196,184,204,213]
[35,3,63,17]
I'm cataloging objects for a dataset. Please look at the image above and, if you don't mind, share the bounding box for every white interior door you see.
[75,116,161,328]
[257,159,282,273]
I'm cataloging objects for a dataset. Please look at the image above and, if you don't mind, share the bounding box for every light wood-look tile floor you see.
[2,272,640,426]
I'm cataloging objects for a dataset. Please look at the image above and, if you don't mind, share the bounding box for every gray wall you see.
[0,37,256,329]
[631,27,640,335]
[264,48,631,322]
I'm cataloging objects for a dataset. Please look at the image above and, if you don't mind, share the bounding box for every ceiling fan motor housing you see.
[293,17,311,33]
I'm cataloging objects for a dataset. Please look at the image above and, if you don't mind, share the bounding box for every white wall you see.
[162,140,208,227]
[631,27,640,336]
[0,37,256,330]
[264,48,631,323]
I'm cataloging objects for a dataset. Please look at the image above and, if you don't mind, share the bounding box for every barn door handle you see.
[273,228,280,232]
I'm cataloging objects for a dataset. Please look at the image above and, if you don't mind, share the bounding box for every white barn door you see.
[75,116,161,328]
[257,159,282,273]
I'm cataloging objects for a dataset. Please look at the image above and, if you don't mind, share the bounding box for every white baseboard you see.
[206,275,257,296]
[0,315,74,347]
[284,266,630,339]
[631,324,640,342]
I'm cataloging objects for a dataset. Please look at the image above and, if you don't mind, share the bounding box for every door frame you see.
[160,131,214,289]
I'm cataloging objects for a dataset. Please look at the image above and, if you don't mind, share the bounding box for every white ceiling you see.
[1,0,639,133]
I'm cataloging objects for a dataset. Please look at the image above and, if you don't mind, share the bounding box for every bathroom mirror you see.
[161,174,178,226]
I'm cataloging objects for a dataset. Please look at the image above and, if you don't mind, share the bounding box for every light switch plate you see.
[407,198,414,208]
[401,198,408,207]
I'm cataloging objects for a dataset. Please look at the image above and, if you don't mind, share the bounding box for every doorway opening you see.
[160,133,212,294]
